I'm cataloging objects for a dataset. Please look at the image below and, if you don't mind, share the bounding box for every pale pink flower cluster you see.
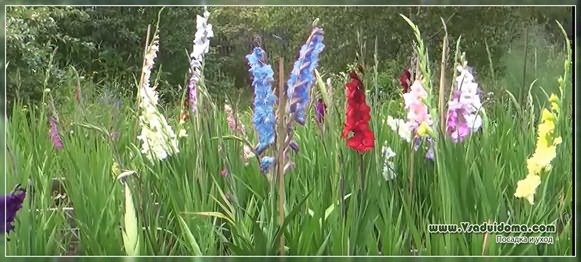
[225,104,246,135]
[402,80,433,134]
[224,103,255,165]
[387,80,434,161]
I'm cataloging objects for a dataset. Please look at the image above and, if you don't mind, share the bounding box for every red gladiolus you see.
[399,68,411,94]
[341,70,375,153]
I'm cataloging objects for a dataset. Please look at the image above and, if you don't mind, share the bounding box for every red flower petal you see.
[342,69,375,154]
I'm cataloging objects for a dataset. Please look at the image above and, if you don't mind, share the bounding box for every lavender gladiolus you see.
[287,27,325,125]
[246,47,276,155]
[446,63,484,143]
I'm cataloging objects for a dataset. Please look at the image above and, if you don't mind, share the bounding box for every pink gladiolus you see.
[403,80,432,134]
[49,116,64,150]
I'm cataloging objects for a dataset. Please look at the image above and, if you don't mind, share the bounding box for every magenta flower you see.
[49,116,64,150]
[446,90,471,142]
[1,186,26,234]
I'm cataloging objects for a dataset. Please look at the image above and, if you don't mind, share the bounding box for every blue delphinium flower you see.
[246,47,277,155]
[286,27,325,125]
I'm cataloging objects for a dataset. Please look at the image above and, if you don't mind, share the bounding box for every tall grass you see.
[3,16,573,256]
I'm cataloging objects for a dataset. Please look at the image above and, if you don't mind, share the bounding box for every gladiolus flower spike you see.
[246,47,277,156]
[224,103,255,164]
[246,47,278,173]
[341,69,375,153]
[188,7,214,113]
[514,94,562,205]
[287,27,325,126]
[446,64,484,143]
[49,115,64,150]
[136,33,180,161]
[401,79,435,160]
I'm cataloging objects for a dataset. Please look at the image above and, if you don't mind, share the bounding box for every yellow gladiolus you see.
[515,94,561,205]
[417,121,433,137]
[514,174,541,205]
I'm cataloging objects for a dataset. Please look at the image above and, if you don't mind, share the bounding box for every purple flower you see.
[446,108,470,143]
[1,186,26,234]
[49,116,64,150]
[446,65,484,143]
[413,136,421,151]
[287,27,325,125]
[289,140,300,153]
[315,99,327,123]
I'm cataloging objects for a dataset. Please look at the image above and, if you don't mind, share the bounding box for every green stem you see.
[359,153,365,194]
[408,142,415,198]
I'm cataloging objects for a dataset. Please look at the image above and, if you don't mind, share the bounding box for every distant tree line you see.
[5,6,573,112]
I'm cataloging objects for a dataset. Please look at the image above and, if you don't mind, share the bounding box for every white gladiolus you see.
[188,7,214,113]
[387,115,412,143]
[192,9,214,59]
[381,142,397,181]
[137,35,179,161]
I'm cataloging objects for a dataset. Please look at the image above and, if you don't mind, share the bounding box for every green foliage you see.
[6,7,94,106]
[5,58,573,254]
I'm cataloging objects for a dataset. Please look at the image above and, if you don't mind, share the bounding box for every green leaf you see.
[122,183,140,256]
[177,216,203,256]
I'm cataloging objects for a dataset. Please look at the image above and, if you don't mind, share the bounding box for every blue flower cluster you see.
[260,156,275,173]
[246,47,277,155]
[287,27,325,125]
